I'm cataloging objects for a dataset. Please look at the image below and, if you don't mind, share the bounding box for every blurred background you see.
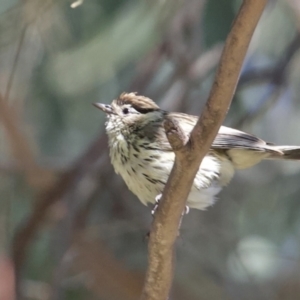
[1,0,300,299]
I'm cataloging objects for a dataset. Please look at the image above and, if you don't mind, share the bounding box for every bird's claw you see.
[184,205,190,215]
[151,194,162,215]
[151,194,190,216]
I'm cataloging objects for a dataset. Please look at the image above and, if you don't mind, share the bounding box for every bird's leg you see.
[184,206,190,215]
[145,195,163,240]
[177,205,190,231]
[152,193,190,217]
[149,194,190,237]
[151,194,162,216]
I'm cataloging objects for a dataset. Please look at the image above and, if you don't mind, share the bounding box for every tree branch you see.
[140,1,268,300]
[0,93,55,189]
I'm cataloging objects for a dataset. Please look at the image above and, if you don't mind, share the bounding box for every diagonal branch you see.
[0,93,54,189]
[140,1,268,300]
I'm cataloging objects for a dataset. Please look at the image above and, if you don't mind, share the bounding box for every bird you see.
[94,92,300,210]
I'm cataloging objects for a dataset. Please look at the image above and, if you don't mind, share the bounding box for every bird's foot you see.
[184,205,190,215]
[149,194,190,238]
[151,194,162,215]
[151,194,190,216]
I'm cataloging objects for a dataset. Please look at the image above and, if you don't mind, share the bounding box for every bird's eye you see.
[123,107,129,114]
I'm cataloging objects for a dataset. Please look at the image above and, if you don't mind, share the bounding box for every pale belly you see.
[109,140,235,210]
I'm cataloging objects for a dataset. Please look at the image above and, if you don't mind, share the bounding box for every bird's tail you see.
[267,146,300,160]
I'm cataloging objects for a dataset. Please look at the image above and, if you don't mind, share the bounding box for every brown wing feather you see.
[165,113,280,154]
[213,126,275,152]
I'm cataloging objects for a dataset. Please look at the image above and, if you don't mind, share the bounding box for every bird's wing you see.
[157,112,196,151]
[212,126,272,151]
[165,113,274,152]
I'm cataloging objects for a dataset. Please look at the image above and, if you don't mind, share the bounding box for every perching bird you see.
[94,92,300,210]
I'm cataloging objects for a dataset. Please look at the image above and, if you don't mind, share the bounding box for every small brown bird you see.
[94,92,300,210]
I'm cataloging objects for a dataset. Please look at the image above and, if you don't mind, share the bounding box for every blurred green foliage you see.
[1,0,300,299]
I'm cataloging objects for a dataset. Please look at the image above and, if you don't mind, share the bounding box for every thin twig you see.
[140,1,268,300]
[235,32,300,128]
[4,25,27,101]
[11,135,107,284]
[0,21,55,189]
[0,93,55,189]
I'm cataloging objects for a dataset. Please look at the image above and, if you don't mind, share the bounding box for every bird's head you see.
[94,92,163,136]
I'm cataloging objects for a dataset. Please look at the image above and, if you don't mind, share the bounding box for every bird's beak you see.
[93,103,116,115]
